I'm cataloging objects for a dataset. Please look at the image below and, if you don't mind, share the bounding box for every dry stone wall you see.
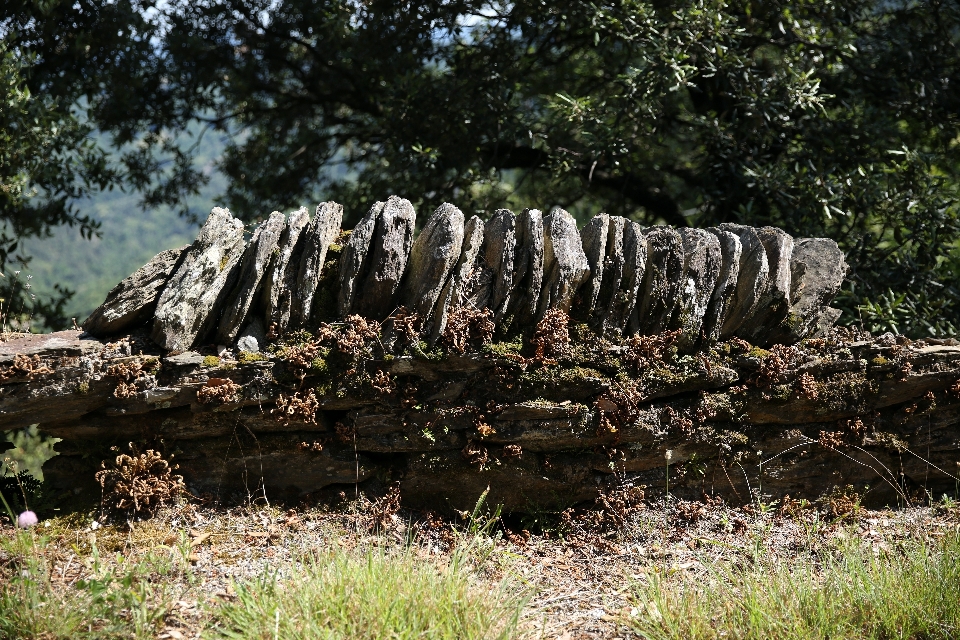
[83,198,848,352]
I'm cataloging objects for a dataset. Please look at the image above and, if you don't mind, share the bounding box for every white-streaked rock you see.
[403,203,465,325]
[537,209,590,318]
[355,195,416,319]
[291,202,344,329]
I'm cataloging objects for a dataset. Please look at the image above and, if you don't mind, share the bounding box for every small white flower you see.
[665,449,673,461]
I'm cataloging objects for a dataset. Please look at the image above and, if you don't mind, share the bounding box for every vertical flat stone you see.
[537,209,590,318]
[508,208,544,328]
[355,195,417,320]
[630,226,684,335]
[485,209,517,322]
[431,215,486,342]
[290,202,344,329]
[702,228,742,344]
[338,201,383,317]
[576,213,609,319]
[83,245,187,337]
[593,215,627,331]
[717,223,770,338]
[674,228,722,352]
[215,211,286,344]
[402,203,465,326]
[739,226,794,344]
[152,207,246,351]
[768,237,848,343]
[262,207,311,333]
[608,221,647,334]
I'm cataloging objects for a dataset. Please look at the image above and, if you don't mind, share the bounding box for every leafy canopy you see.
[3,0,960,335]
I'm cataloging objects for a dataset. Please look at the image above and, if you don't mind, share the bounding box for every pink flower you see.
[17,511,38,528]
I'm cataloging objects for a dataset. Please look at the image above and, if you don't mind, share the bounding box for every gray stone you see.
[739,226,794,344]
[402,203,465,326]
[537,209,590,318]
[608,221,647,334]
[768,238,848,343]
[702,228,742,343]
[718,223,770,338]
[631,226,684,335]
[215,212,286,344]
[83,245,187,337]
[355,195,416,319]
[152,208,246,351]
[431,216,486,341]
[594,216,627,331]
[262,208,311,333]
[675,228,722,352]
[236,316,267,354]
[577,213,609,318]
[338,201,383,317]
[290,202,344,329]
[485,209,517,321]
[508,208,544,327]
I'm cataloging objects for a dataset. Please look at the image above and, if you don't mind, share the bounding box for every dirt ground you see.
[4,485,960,639]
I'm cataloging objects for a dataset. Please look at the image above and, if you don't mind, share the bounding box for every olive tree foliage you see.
[4,0,960,335]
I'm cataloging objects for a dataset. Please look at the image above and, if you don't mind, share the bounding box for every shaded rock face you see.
[291,202,344,330]
[633,226,684,335]
[96,197,848,351]
[83,246,187,337]
[151,208,246,351]
[354,196,417,319]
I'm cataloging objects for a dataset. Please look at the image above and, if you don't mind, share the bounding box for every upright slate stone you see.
[484,209,517,321]
[290,202,344,329]
[216,211,286,344]
[675,228,722,352]
[431,215,486,341]
[402,203,465,326]
[355,195,417,320]
[739,227,794,344]
[607,221,646,334]
[152,208,246,351]
[338,201,383,317]
[718,223,770,338]
[537,209,590,318]
[83,246,187,337]
[631,226,684,335]
[577,213,609,319]
[263,207,310,333]
[702,228,742,343]
[509,208,544,328]
[768,238,848,343]
[594,215,627,330]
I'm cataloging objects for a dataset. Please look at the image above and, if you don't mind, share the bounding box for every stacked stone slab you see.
[84,197,849,350]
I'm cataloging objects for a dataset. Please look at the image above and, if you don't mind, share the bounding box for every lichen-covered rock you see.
[740,226,794,345]
[83,246,187,337]
[577,213,609,318]
[354,195,416,319]
[152,208,246,351]
[485,209,517,322]
[609,221,647,334]
[632,226,684,335]
[702,228,742,343]
[508,208,544,327]
[538,209,591,318]
[263,208,311,333]
[216,211,286,344]
[290,202,344,329]
[770,237,848,343]
[675,228,722,351]
[403,203,464,326]
[718,223,770,339]
[431,215,485,341]
[338,201,383,317]
[236,316,266,354]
